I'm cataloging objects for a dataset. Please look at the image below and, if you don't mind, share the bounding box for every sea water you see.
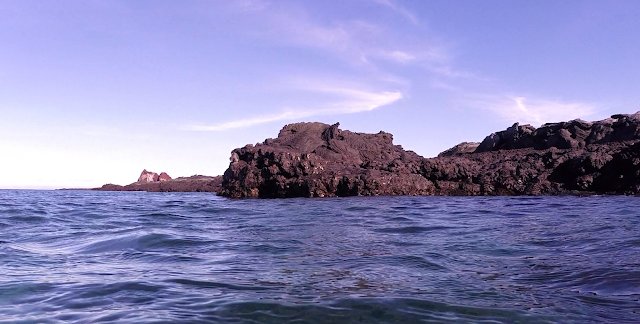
[0,190,638,323]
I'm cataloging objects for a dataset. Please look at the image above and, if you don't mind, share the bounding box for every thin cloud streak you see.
[465,95,598,126]
[370,0,419,25]
[187,89,403,131]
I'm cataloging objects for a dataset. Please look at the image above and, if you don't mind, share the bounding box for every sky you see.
[1,0,640,189]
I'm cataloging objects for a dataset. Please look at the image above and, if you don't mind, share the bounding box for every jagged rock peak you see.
[158,172,172,182]
[137,169,171,183]
[138,169,159,182]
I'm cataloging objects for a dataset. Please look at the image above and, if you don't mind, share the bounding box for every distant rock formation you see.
[137,169,172,183]
[219,113,640,198]
[97,169,217,192]
[96,175,222,192]
[138,169,160,182]
[158,172,172,182]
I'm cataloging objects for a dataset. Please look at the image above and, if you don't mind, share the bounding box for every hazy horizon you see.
[2,0,640,189]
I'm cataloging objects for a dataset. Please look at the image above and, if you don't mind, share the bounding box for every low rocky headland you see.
[219,112,640,198]
[94,170,222,193]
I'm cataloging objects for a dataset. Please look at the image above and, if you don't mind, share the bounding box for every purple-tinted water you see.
[0,190,638,323]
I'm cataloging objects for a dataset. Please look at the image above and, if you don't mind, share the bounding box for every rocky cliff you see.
[219,114,640,198]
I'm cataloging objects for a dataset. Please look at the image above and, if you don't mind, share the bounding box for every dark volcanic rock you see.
[219,114,640,198]
[219,122,433,198]
[475,112,640,153]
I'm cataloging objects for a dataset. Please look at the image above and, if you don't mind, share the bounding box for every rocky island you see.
[95,170,222,192]
[218,112,640,198]
[93,112,640,197]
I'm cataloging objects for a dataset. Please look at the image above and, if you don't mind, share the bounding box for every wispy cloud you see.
[227,0,446,69]
[187,87,402,131]
[377,50,416,63]
[464,95,598,126]
[370,0,419,25]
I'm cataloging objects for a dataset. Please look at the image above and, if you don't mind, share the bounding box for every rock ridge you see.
[474,112,640,153]
[219,113,640,198]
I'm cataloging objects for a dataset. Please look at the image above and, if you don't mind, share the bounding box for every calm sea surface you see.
[0,190,638,323]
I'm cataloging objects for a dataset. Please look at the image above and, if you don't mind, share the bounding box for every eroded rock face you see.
[138,169,160,182]
[219,113,640,198]
[158,172,172,182]
[137,170,172,183]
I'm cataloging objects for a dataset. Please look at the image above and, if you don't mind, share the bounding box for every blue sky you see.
[2,0,639,189]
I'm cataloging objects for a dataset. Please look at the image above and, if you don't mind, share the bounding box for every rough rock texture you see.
[219,115,640,198]
[96,175,222,192]
[219,122,432,198]
[475,112,640,153]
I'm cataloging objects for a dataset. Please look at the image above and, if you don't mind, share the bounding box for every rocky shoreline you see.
[218,112,640,198]
[93,112,640,197]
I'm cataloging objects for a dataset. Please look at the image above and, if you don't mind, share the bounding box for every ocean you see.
[0,190,638,323]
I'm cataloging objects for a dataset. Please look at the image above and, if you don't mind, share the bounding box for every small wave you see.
[167,278,271,291]
[345,206,379,211]
[76,232,214,254]
[374,225,455,234]
[207,298,558,324]
[6,215,49,223]
[556,269,640,296]
[387,216,414,222]
[383,255,448,271]
[10,232,216,255]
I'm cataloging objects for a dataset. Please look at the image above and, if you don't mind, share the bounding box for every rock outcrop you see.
[219,122,434,198]
[158,172,172,182]
[438,142,480,157]
[136,169,173,183]
[474,112,640,152]
[95,175,222,192]
[219,114,640,198]
[138,169,160,182]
